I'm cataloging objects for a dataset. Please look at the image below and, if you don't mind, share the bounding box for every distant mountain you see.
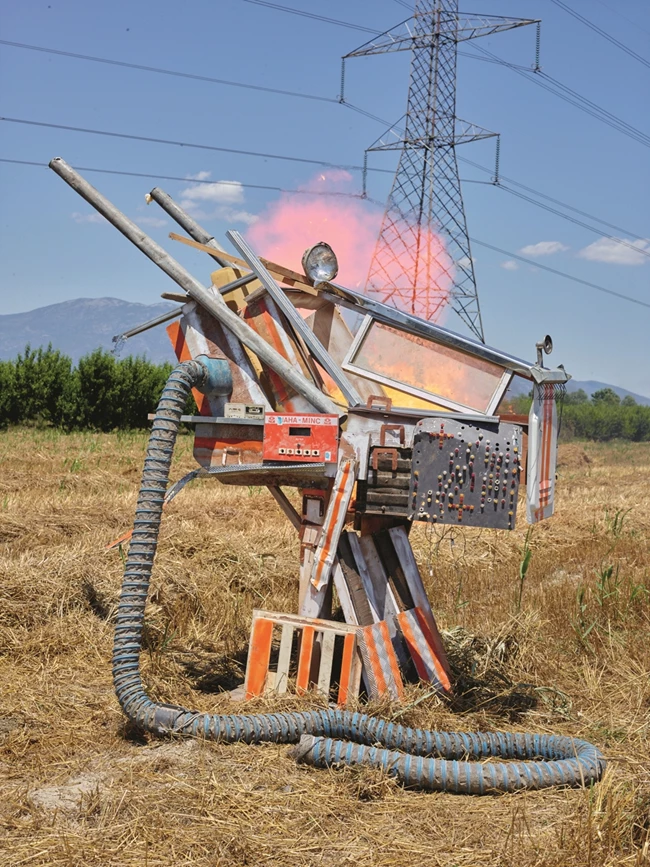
[0,297,178,364]
[507,375,650,406]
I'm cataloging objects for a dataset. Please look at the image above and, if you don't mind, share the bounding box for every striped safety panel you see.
[396,607,452,694]
[357,620,403,701]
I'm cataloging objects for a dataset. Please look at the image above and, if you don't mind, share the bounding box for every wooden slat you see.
[275,624,294,694]
[331,559,360,626]
[389,526,452,679]
[244,617,274,699]
[337,633,356,706]
[337,533,375,626]
[346,532,381,621]
[316,631,336,698]
[311,459,356,591]
[389,526,435,633]
[296,626,315,694]
[372,530,414,610]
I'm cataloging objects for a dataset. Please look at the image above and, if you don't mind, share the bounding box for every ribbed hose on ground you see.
[113,360,606,795]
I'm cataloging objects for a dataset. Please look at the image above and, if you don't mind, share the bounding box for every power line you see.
[0,39,339,105]
[2,157,645,312]
[493,183,650,260]
[470,238,650,311]
[591,0,650,38]
[468,43,650,149]
[457,155,645,242]
[549,0,650,70]
[238,0,381,34]
[3,114,646,249]
[0,157,366,197]
[0,115,381,172]
[0,155,490,191]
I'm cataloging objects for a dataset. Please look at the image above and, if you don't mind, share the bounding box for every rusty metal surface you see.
[409,417,523,529]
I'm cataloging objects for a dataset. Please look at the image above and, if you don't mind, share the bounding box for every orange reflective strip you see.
[313,462,351,587]
[337,633,356,707]
[296,626,315,694]
[414,608,452,692]
[245,618,274,699]
[397,612,428,681]
[362,626,387,696]
[379,620,403,698]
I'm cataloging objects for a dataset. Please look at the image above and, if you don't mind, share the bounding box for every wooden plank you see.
[251,608,359,635]
[388,526,435,635]
[345,532,381,621]
[275,623,294,694]
[244,616,274,699]
[357,535,398,621]
[337,533,375,626]
[331,559,360,626]
[372,529,414,610]
[311,459,356,591]
[413,606,452,684]
[316,630,336,698]
[337,633,356,706]
[358,621,403,701]
[296,626,315,694]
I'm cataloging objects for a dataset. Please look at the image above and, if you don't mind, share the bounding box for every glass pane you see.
[353,321,504,411]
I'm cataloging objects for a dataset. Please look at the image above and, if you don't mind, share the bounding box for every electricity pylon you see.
[343,0,538,341]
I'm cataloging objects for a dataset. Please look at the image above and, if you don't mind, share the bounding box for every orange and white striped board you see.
[357,619,403,701]
[243,610,363,706]
[526,383,558,523]
[310,459,357,592]
[396,607,452,694]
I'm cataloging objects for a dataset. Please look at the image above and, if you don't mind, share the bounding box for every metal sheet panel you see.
[408,417,523,529]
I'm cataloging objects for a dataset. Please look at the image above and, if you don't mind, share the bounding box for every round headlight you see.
[301,242,339,286]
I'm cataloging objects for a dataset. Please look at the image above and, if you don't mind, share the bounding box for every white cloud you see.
[138,216,168,228]
[457,256,474,268]
[501,259,519,271]
[178,171,256,224]
[519,240,569,257]
[578,237,649,266]
[71,211,105,224]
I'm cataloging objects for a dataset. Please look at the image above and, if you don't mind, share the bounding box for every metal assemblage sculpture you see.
[49,157,604,795]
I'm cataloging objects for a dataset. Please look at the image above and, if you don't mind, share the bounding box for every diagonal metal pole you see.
[50,158,341,416]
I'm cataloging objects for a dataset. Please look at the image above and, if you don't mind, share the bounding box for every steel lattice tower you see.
[344,0,538,341]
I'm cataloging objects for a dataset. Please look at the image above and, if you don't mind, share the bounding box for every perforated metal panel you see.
[408,418,523,529]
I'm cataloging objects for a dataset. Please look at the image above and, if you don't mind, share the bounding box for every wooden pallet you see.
[244,610,363,706]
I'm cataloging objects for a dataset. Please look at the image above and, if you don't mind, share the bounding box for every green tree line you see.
[508,387,650,442]
[0,345,195,431]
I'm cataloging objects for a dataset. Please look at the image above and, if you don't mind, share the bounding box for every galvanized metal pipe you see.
[147,186,227,265]
[49,158,340,416]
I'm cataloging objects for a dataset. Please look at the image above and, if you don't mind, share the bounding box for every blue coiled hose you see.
[113,360,606,794]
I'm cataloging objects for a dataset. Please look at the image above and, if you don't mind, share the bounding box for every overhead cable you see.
[549,0,650,70]
[2,157,645,312]
[467,43,650,149]
[0,39,339,104]
[238,0,381,34]
[3,114,646,247]
[470,238,650,310]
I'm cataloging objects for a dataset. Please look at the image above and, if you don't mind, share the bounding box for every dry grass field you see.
[1,427,649,866]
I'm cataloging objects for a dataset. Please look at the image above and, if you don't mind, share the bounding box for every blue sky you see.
[1,0,649,394]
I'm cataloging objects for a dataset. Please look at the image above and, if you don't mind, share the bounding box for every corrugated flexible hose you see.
[113,360,606,794]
